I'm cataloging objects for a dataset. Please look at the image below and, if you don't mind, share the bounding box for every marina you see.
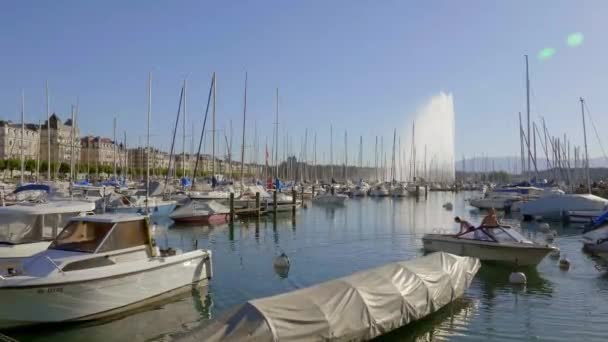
[1,1,608,341]
[1,193,608,341]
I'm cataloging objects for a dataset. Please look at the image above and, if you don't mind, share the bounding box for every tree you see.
[0,159,5,171]
[25,159,36,174]
[59,162,70,175]
[7,159,19,177]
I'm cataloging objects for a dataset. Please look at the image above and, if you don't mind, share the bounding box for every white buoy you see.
[559,258,571,270]
[549,248,561,259]
[443,202,453,210]
[509,272,527,285]
[538,223,551,233]
[273,252,290,269]
[273,252,291,278]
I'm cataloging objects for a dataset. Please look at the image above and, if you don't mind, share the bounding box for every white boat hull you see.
[312,194,348,206]
[0,242,52,275]
[422,235,553,266]
[0,251,211,328]
[469,198,517,210]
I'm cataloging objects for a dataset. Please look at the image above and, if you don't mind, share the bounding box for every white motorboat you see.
[0,201,96,275]
[469,191,522,211]
[352,182,369,197]
[520,193,608,220]
[369,184,389,197]
[169,200,230,224]
[405,182,426,196]
[0,213,212,328]
[390,183,408,197]
[422,226,556,266]
[312,192,348,206]
[181,252,480,342]
[581,211,608,259]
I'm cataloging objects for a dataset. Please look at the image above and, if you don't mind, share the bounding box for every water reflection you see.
[375,297,479,341]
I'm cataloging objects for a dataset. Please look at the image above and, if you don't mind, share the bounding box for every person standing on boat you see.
[454,217,474,234]
[481,208,500,227]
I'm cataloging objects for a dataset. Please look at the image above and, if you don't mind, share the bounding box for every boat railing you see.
[45,256,65,275]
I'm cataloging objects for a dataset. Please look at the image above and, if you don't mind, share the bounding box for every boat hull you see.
[172,213,229,224]
[422,235,553,266]
[0,251,211,329]
[111,202,176,218]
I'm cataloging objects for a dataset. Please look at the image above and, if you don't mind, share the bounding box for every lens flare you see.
[538,48,556,61]
[567,32,584,47]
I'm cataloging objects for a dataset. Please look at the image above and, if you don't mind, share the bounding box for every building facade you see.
[80,136,126,169]
[39,114,80,165]
[0,121,39,160]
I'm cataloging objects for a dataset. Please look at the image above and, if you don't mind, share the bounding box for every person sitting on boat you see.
[454,216,474,234]
[480,208,500,227]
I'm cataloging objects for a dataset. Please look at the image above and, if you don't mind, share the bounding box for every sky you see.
[1,0,607,167]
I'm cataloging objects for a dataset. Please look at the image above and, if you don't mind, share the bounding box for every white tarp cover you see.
[181,252,480,342]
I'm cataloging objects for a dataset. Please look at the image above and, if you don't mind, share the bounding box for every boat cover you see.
[179,252,480,342]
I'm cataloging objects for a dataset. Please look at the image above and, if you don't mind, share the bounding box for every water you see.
[7,192,608,341]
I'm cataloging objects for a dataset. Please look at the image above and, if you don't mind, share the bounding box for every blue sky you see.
[1,0,607,165]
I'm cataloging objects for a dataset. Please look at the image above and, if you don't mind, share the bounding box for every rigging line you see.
[583,101,608,164]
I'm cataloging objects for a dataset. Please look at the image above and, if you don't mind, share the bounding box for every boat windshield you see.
[0,212,80,245]
[494,227,532,244]
[49,221,114,253]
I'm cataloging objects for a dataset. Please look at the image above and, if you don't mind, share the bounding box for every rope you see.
[0,333,18,342]
[583,102,608,165]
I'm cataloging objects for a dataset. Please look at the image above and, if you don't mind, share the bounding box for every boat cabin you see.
[49,214,154,256]
[457,226,532,244]
[0,201,95,245]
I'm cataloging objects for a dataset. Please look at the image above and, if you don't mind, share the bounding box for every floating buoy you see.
[549,248,561,259]
[509,272,527,285]
[273,252,291,278]
[559,258,571,270]
[443,202,453,210]
[538,223,551,233]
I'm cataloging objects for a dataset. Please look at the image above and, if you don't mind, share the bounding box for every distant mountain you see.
[456,156,608,173]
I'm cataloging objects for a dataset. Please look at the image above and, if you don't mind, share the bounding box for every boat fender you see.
[509,272,527,285]
[539,223,551,233]
[559,258,571,270]
[549,248,561,259]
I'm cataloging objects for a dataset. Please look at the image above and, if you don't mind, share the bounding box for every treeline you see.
[0,158,256,180]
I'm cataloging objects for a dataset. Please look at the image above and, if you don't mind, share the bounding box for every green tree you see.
[0,159,5,171]
[7,159,19,177]
[59,162,70,175]
[25,159,36,173]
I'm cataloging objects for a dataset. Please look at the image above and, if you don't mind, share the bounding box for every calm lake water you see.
[7,191,608,341]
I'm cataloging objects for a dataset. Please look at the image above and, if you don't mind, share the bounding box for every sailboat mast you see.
[274,88,279,179]
[330,125,333,179]
[20,90,25,184]
[113,116,117,180]
[344,130,347,181]
[182,79,187,178]
[240,73,248,186]
[146,73,151,209]
[70,106,75,181]
[45,81,50,180]
[580,97,591,194]
[212,74,217,178]
[525,55,531,179]
[374,136,378,182]
[391,129,396,182]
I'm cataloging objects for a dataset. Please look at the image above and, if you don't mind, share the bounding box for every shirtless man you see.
[454,216,474,234]
[480,208,500,227]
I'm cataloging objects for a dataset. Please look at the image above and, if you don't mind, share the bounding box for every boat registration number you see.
[36,287,63,294]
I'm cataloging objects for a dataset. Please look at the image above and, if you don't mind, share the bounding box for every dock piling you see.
[229,192,235,222]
